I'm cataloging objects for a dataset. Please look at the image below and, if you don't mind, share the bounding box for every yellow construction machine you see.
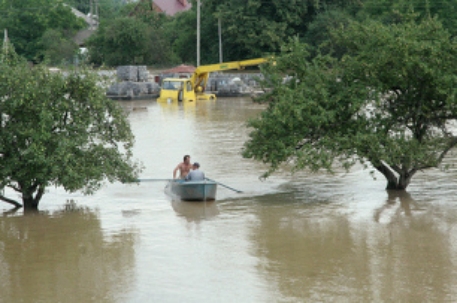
[157,58,267,103]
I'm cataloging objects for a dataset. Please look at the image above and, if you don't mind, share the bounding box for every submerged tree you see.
[0,46,142,210]
[243,16,457,190]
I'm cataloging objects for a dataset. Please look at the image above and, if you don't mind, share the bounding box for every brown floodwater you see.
[2,97,457,302]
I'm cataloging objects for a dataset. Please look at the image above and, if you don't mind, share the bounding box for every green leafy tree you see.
[122,1,179,66]
[64,0,91,14]
[86,17,151,65]
[0,47,142,210]
[203,0,310,60]
[304,8,354,57]
[164,5,220,65]
[86,15,176,66]
[97,0,127,19]
[358,0,457,36]
[39,29,79,65]
[0,0,85,62]
[243,17,457,190]
[202,0,362,61]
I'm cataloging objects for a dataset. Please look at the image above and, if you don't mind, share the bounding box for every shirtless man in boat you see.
[173,155,192,179]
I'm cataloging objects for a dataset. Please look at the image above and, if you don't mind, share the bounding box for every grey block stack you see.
[207,72,264,97]
[137,66,149,82]
[107,65,159,100]
[117,66,139,82]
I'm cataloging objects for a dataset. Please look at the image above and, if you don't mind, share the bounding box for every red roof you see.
[162,64,196,74]
[153,0,191,16]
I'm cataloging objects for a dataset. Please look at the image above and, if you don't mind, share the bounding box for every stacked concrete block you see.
[106,81,140,96]
[207,72,264,96]
[137,66,149,82]
[117,66,138,82]
[107,65,159,100]
[141,82,158,94]
[106,82,122,96]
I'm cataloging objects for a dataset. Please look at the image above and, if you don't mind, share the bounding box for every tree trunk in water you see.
[22,193,39,211]
[375,163,415,190]
[397,174,412,190]
[21,185,44,212]
[375,163,400,190]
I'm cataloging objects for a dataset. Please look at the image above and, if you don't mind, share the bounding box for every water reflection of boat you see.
[171,200,219,221]
[165,180,217,201]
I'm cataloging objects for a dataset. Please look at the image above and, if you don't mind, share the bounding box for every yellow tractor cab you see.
[157,78,215,103]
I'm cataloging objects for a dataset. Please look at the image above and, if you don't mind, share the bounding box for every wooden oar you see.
[205,178,243,193]
[133,178,174,182]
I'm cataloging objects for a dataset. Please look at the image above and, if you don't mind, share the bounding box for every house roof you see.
[67,5,98,46]
[65,4,97,28]
[153,0,191,16]
[162,64,196,74]
[73,29,96,46]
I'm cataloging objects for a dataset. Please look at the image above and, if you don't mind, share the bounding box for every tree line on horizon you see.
[2,0,457,66]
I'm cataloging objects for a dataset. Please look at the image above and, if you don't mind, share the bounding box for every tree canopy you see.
[0,0,86,63]
[0,46,142,210]
[5,0,457,66]
[243,16,457,190]
[85,5,177,67]
[86,17,152,66]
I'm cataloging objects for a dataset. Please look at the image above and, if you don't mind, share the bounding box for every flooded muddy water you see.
[2,97,457,302]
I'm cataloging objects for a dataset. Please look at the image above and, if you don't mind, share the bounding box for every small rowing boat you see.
[165,179,217,201]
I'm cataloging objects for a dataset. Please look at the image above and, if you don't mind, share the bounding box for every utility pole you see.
[3,29,7,48]
[197,0,200,66]
[89,0,99,30]
[95,0,99,21]
[2,29,8,61]
[218,17,223,63]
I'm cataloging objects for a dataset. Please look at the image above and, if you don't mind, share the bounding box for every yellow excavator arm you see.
[190,58,268,93]
[158,57,269,102]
